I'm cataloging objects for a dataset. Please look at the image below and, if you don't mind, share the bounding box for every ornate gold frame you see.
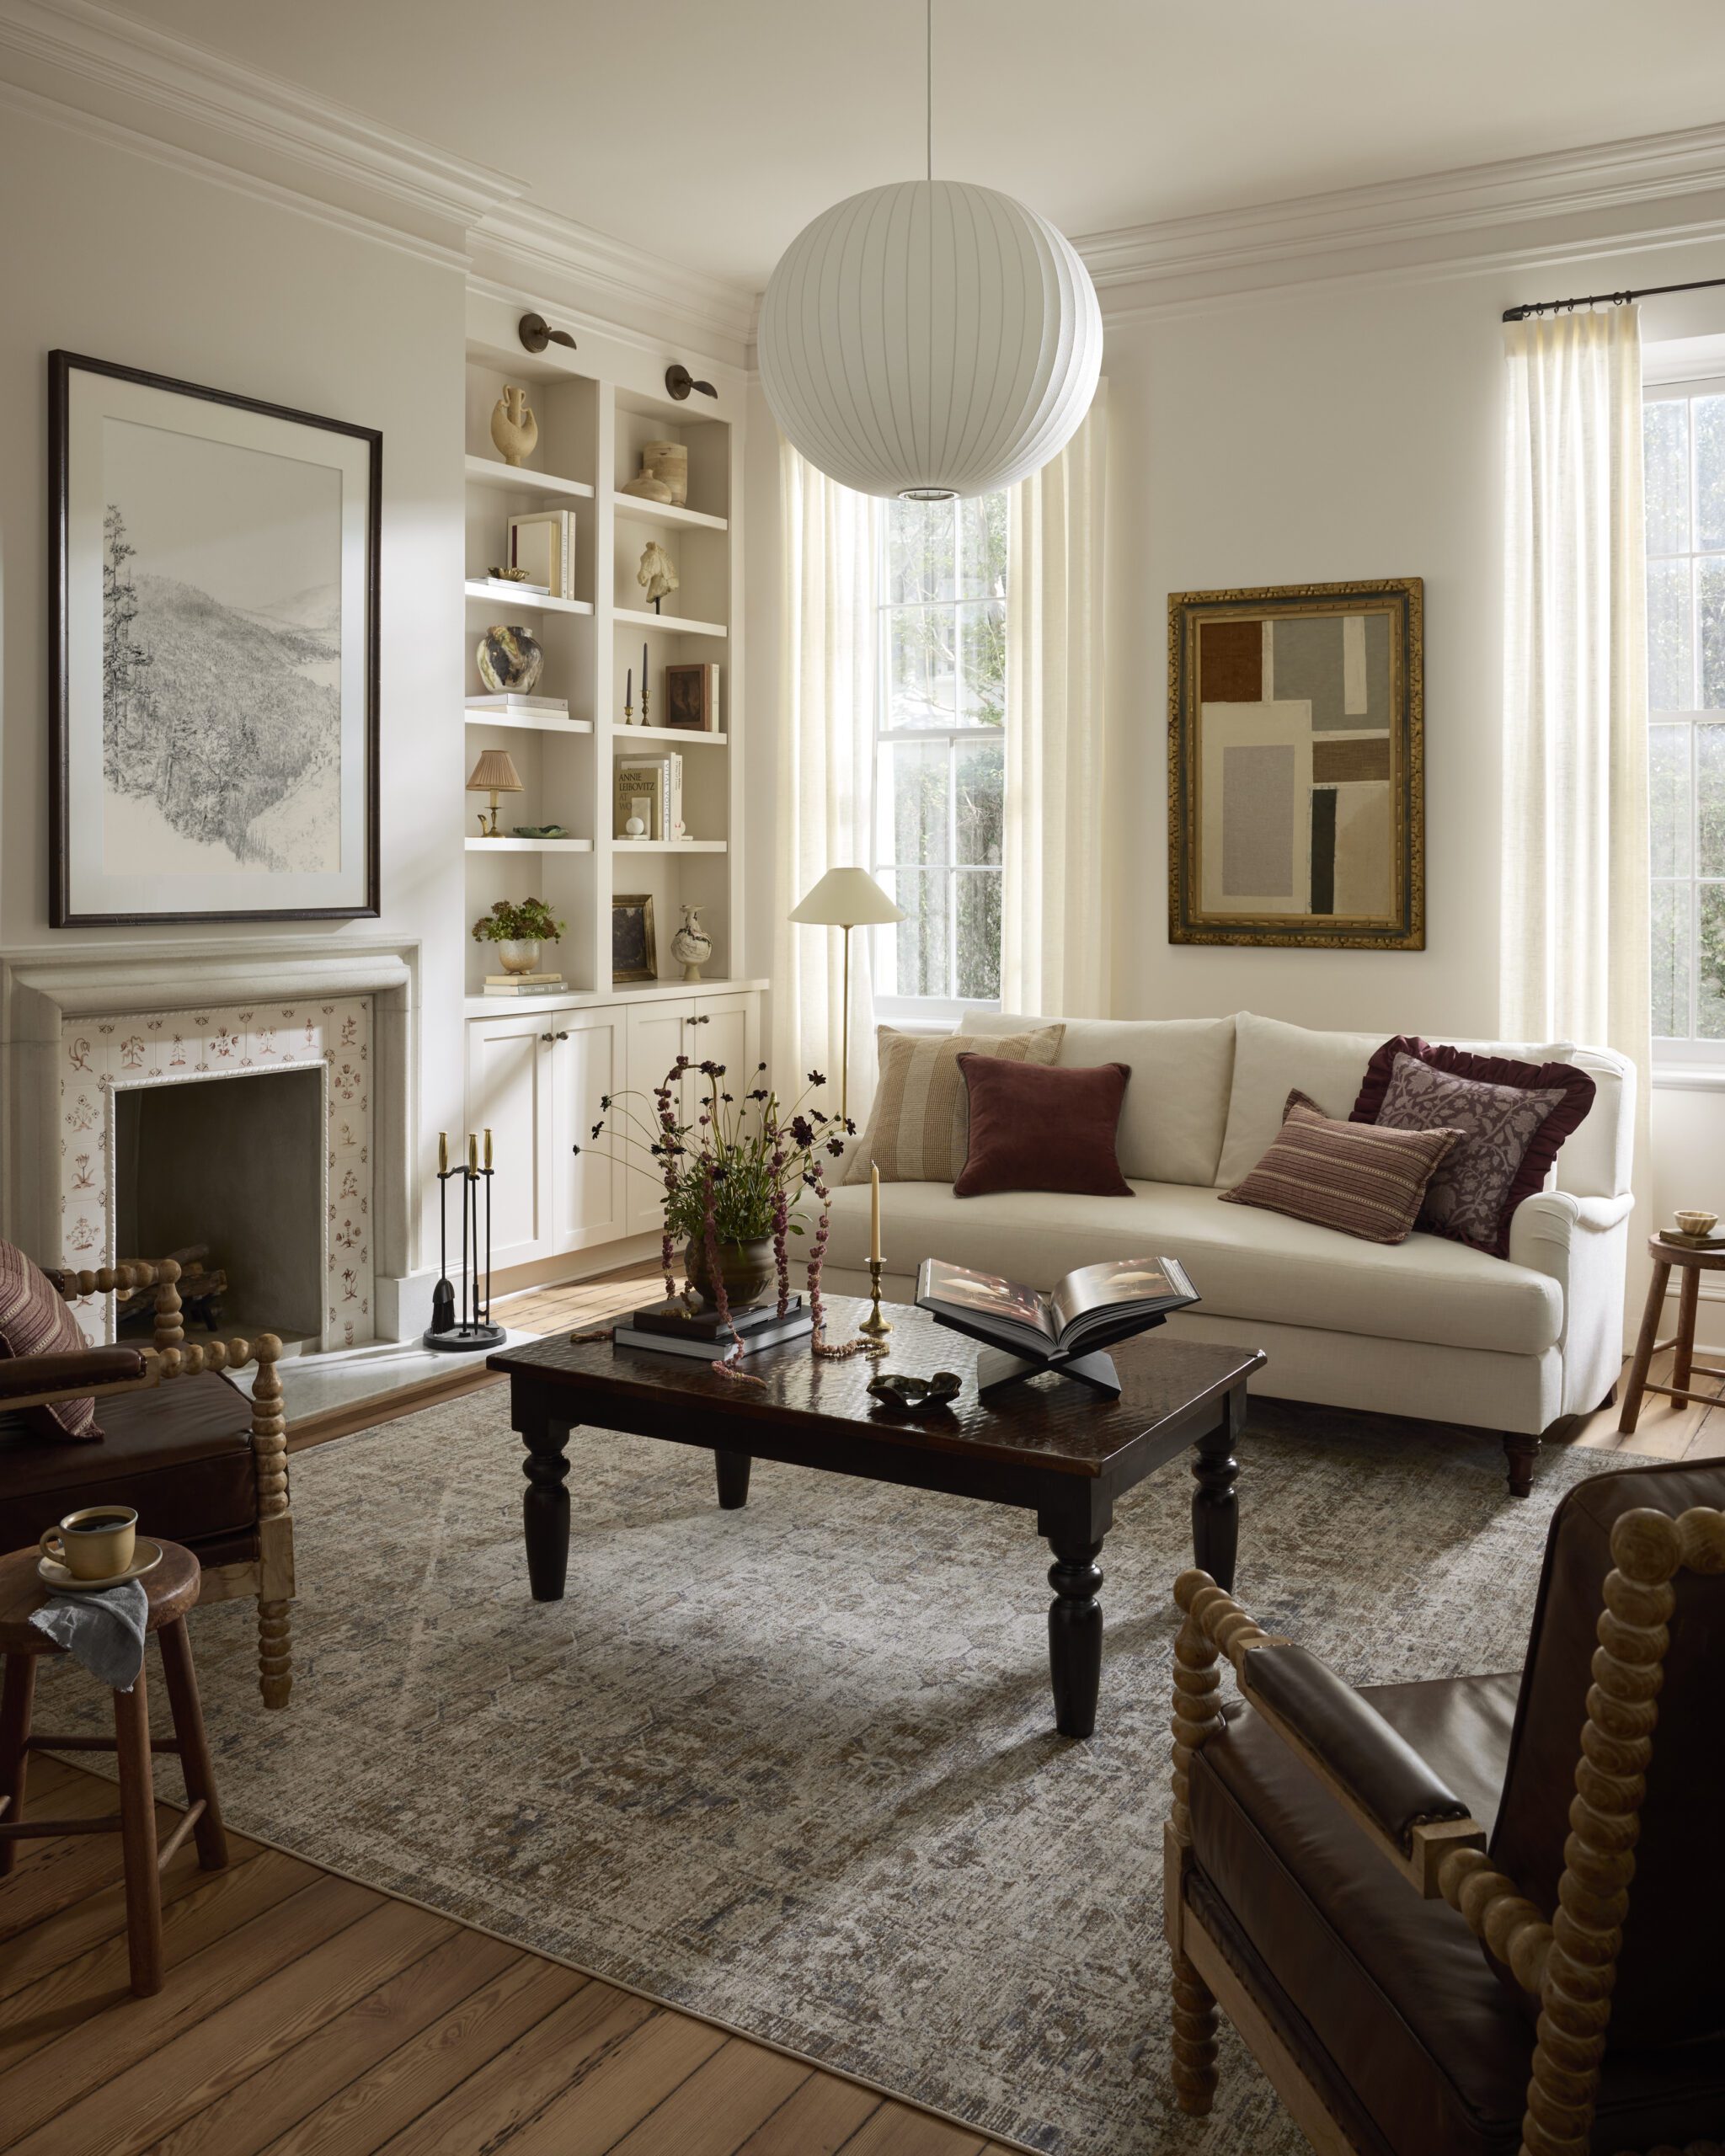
[1167,578,1424,950]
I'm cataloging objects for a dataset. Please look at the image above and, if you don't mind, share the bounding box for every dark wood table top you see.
[0,1537,200,1652]
[490,1298,1263,1481]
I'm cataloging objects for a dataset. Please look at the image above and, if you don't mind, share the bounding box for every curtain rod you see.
[1503,273,1725,323]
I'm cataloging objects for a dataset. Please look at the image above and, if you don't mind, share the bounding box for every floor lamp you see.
[788,868,905,1123]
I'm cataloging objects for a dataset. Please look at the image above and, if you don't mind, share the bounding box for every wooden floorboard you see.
[0,1762,1014,2156]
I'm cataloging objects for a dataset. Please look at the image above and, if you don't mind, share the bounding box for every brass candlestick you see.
[859,1260,891,1340]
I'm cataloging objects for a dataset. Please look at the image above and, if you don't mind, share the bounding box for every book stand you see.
[975,1345,1124,1399]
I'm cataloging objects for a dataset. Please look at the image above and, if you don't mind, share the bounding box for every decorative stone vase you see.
[476,624,544,694]
[684,1235,775,1315]
[641,440,689,504]
[670,904,713,983]
[490,384,538,467]
[493,939,542,975]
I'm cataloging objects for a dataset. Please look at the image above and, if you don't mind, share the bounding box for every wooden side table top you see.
[0,1538,200,1653]
[1648,1234,1725,1270]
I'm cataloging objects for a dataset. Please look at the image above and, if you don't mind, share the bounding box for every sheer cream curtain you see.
[770,442,883,1114]
[1500,307,1650,1297]
[1001,385,1109,1017]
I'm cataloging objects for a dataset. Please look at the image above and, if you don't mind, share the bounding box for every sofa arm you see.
[1509,1190,1634,1417]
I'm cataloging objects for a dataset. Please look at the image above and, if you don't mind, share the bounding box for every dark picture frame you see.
[50,350,382,926]
[662,661,718,733]
[1167,578,1423,950]
[611,893,658,984]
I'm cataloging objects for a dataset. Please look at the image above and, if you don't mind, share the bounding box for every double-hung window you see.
[870,494,1007,1019]
[1646,380,1725,1056]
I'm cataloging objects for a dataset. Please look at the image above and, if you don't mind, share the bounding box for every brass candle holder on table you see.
[860,1260,892,1341]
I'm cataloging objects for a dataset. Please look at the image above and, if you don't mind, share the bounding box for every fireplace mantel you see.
[0,939,419,1336]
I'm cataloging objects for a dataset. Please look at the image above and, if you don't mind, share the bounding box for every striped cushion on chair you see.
[0,1241,104,1441]
[1220,1089,1462,1246]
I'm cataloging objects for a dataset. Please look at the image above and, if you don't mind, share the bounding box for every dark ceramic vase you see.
[684,1235,776,1315]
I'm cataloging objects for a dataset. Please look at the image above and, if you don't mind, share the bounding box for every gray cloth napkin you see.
[30,1580,150,1691]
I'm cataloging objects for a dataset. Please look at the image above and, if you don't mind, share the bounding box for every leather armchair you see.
[0,1259,292,1708]
[1165,1454,1725,2156]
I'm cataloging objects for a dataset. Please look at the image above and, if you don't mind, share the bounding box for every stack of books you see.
[614,751,685,841]
[509,510,579,600]
[614,1295,812,1360]
[483,971,567,997]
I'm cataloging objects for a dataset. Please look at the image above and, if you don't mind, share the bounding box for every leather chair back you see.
[1490,1455,1725,2045]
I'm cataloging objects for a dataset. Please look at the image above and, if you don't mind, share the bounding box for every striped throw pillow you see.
[0,1240,104,1441]
[846,1025,1065,1183]
[1220,1089,1462,1245]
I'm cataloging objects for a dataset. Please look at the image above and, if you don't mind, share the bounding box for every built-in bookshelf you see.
[461,296,744,1001]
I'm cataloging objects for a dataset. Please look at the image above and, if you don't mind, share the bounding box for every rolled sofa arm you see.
[1509,1189,1635,1419]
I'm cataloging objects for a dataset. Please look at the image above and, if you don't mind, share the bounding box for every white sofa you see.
[824,1011,1635,1497]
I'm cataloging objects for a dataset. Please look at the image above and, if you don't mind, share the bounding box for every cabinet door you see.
[548,1007,628,1252]
[624,1000,695,1231]
[691,993,761,1101]
[465,1010,556,1269]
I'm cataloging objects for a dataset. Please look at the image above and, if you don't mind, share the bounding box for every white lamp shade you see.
[789,867,905,927]
[759,179,1103,502]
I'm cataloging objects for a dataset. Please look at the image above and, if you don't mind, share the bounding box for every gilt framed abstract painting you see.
[50,351,380,926]
[1167,579,1423,949]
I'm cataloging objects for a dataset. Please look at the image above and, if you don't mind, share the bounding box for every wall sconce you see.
[519,312,577,355]
[665,362,717,403]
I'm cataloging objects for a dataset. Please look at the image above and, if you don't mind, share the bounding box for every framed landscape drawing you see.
[1167,579,1423,949]
[50,351,380,926]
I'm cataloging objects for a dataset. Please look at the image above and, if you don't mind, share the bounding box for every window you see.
[1647,379,1725,1054]
[871,494,1007,1017]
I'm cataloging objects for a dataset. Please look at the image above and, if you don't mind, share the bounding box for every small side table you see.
[1619,1234,1725,1434]
[0,1538,227,1995]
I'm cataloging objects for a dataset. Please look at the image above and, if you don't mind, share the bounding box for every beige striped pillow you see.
[1220,1089,1462,1245]
[846,1025,1065,1183]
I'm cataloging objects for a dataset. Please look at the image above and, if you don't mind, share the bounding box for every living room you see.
[0,3,1721,2152]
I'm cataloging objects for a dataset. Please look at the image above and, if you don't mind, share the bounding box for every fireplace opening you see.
[113,1068,325,1352]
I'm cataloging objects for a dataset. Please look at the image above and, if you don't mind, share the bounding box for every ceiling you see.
[118,1,1725,289]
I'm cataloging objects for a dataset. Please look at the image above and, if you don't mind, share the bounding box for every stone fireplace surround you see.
[1,940,419,1353]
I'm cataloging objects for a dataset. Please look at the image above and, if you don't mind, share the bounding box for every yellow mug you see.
[40,1504,137,1581]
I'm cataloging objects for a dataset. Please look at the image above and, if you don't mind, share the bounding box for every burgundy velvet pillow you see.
[953,1056,1132,1198]
[1349,1037,1596,1257]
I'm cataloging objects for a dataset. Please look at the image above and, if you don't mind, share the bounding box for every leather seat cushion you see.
[0,1370,258,1552]
[1187,1678,1725,2155]
[825,1178,1563,1354]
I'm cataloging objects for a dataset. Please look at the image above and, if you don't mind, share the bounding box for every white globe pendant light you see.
[758,10,1101,500]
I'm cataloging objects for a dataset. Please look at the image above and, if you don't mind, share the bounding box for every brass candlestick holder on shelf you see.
[859,1260,892,1341]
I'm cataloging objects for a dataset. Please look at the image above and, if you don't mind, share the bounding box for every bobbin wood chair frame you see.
[8,1258,293,1708]
[1166,1502,1725,2156]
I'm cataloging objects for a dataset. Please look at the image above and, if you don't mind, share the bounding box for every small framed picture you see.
[663,661,720,733]
[50,350,381,926]
[611,893,658,984]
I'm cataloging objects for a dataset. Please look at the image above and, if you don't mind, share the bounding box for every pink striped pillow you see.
[1220,1089,1462,1246]
[0,1241,104,1441]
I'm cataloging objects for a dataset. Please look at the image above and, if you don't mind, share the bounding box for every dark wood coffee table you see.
[489,1299,1264,1738]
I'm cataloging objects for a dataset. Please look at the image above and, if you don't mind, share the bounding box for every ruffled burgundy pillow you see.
[953,1057,1132,1198]
[1350,1038,1595,1257]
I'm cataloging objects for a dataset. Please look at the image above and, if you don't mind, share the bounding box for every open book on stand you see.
[916,1257,1199,1398]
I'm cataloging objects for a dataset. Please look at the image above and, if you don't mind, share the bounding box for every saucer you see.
[37,1536,164,1593]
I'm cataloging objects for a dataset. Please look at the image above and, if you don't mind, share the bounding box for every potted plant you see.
[471,895,566,975]
[578,1057,860,1369]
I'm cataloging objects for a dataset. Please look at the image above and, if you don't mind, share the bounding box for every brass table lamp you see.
[467,749,524,838]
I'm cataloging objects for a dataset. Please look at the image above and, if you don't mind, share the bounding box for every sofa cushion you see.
[962,1012,1236,1185]
[825,1177,1563,1356]
[1354,1039,1595,1257]
[953,1055,1132,1198]
[1214,1013,1576,1190]
[845,1025,1064,1183]
[1221,1089,1462,1245]
[0,1369,259,1552]
[0,1241,104,1443]
[1186,1679,1725,2156]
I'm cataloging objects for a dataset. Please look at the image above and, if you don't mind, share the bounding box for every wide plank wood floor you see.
[0,1755,1020,2156]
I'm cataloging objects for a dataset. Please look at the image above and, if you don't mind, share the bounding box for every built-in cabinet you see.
[467,985,762,1270]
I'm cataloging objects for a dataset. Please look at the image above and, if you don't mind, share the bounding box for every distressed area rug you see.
[40,1390,1616,2154]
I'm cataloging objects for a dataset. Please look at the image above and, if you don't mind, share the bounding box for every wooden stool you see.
[0,1537,227,1995]
[1620,1234,1725,1434]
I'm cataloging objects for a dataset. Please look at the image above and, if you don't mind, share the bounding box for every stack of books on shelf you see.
[509,510,579,600]
[614,751,684,840]
[483,970,567,997]
[467,693,570,718]
[614,1296,813,1360]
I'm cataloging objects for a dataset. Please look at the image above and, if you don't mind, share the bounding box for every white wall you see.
[0,99,468,1313]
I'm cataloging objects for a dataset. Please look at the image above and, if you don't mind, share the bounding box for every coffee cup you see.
[40,1504,137,1581]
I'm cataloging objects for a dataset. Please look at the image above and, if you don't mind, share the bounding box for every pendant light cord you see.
[926,0,932,182]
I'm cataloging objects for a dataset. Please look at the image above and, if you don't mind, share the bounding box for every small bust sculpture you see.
[490,384,538,467]
[636,541,679,612]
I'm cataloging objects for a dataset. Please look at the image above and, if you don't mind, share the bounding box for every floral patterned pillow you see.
[1368,1053,1568,1256]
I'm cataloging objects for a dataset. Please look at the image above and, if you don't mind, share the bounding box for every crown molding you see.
[1073,120,1725,315]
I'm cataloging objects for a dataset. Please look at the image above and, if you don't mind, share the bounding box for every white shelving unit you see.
[465,453,594,499]
[613,604,727,638]
[464,708,594,736]
[464,836,593,853]
[612,492,728,532]
[464,580,593,616]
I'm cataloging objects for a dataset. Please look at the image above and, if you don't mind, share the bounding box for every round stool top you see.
[1648,1232,1725,1270]
[0,1536,200,1653]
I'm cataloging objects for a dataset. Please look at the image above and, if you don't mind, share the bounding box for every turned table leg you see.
[0,1653,35,1878]
[1673,1263,1702,1402]
[1620,1257,1671,1434]
[1191,1394,1244,1593]
[521,1412,572,1602]
[1045,1534,1105,1739]
[714,1450,751,1509]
